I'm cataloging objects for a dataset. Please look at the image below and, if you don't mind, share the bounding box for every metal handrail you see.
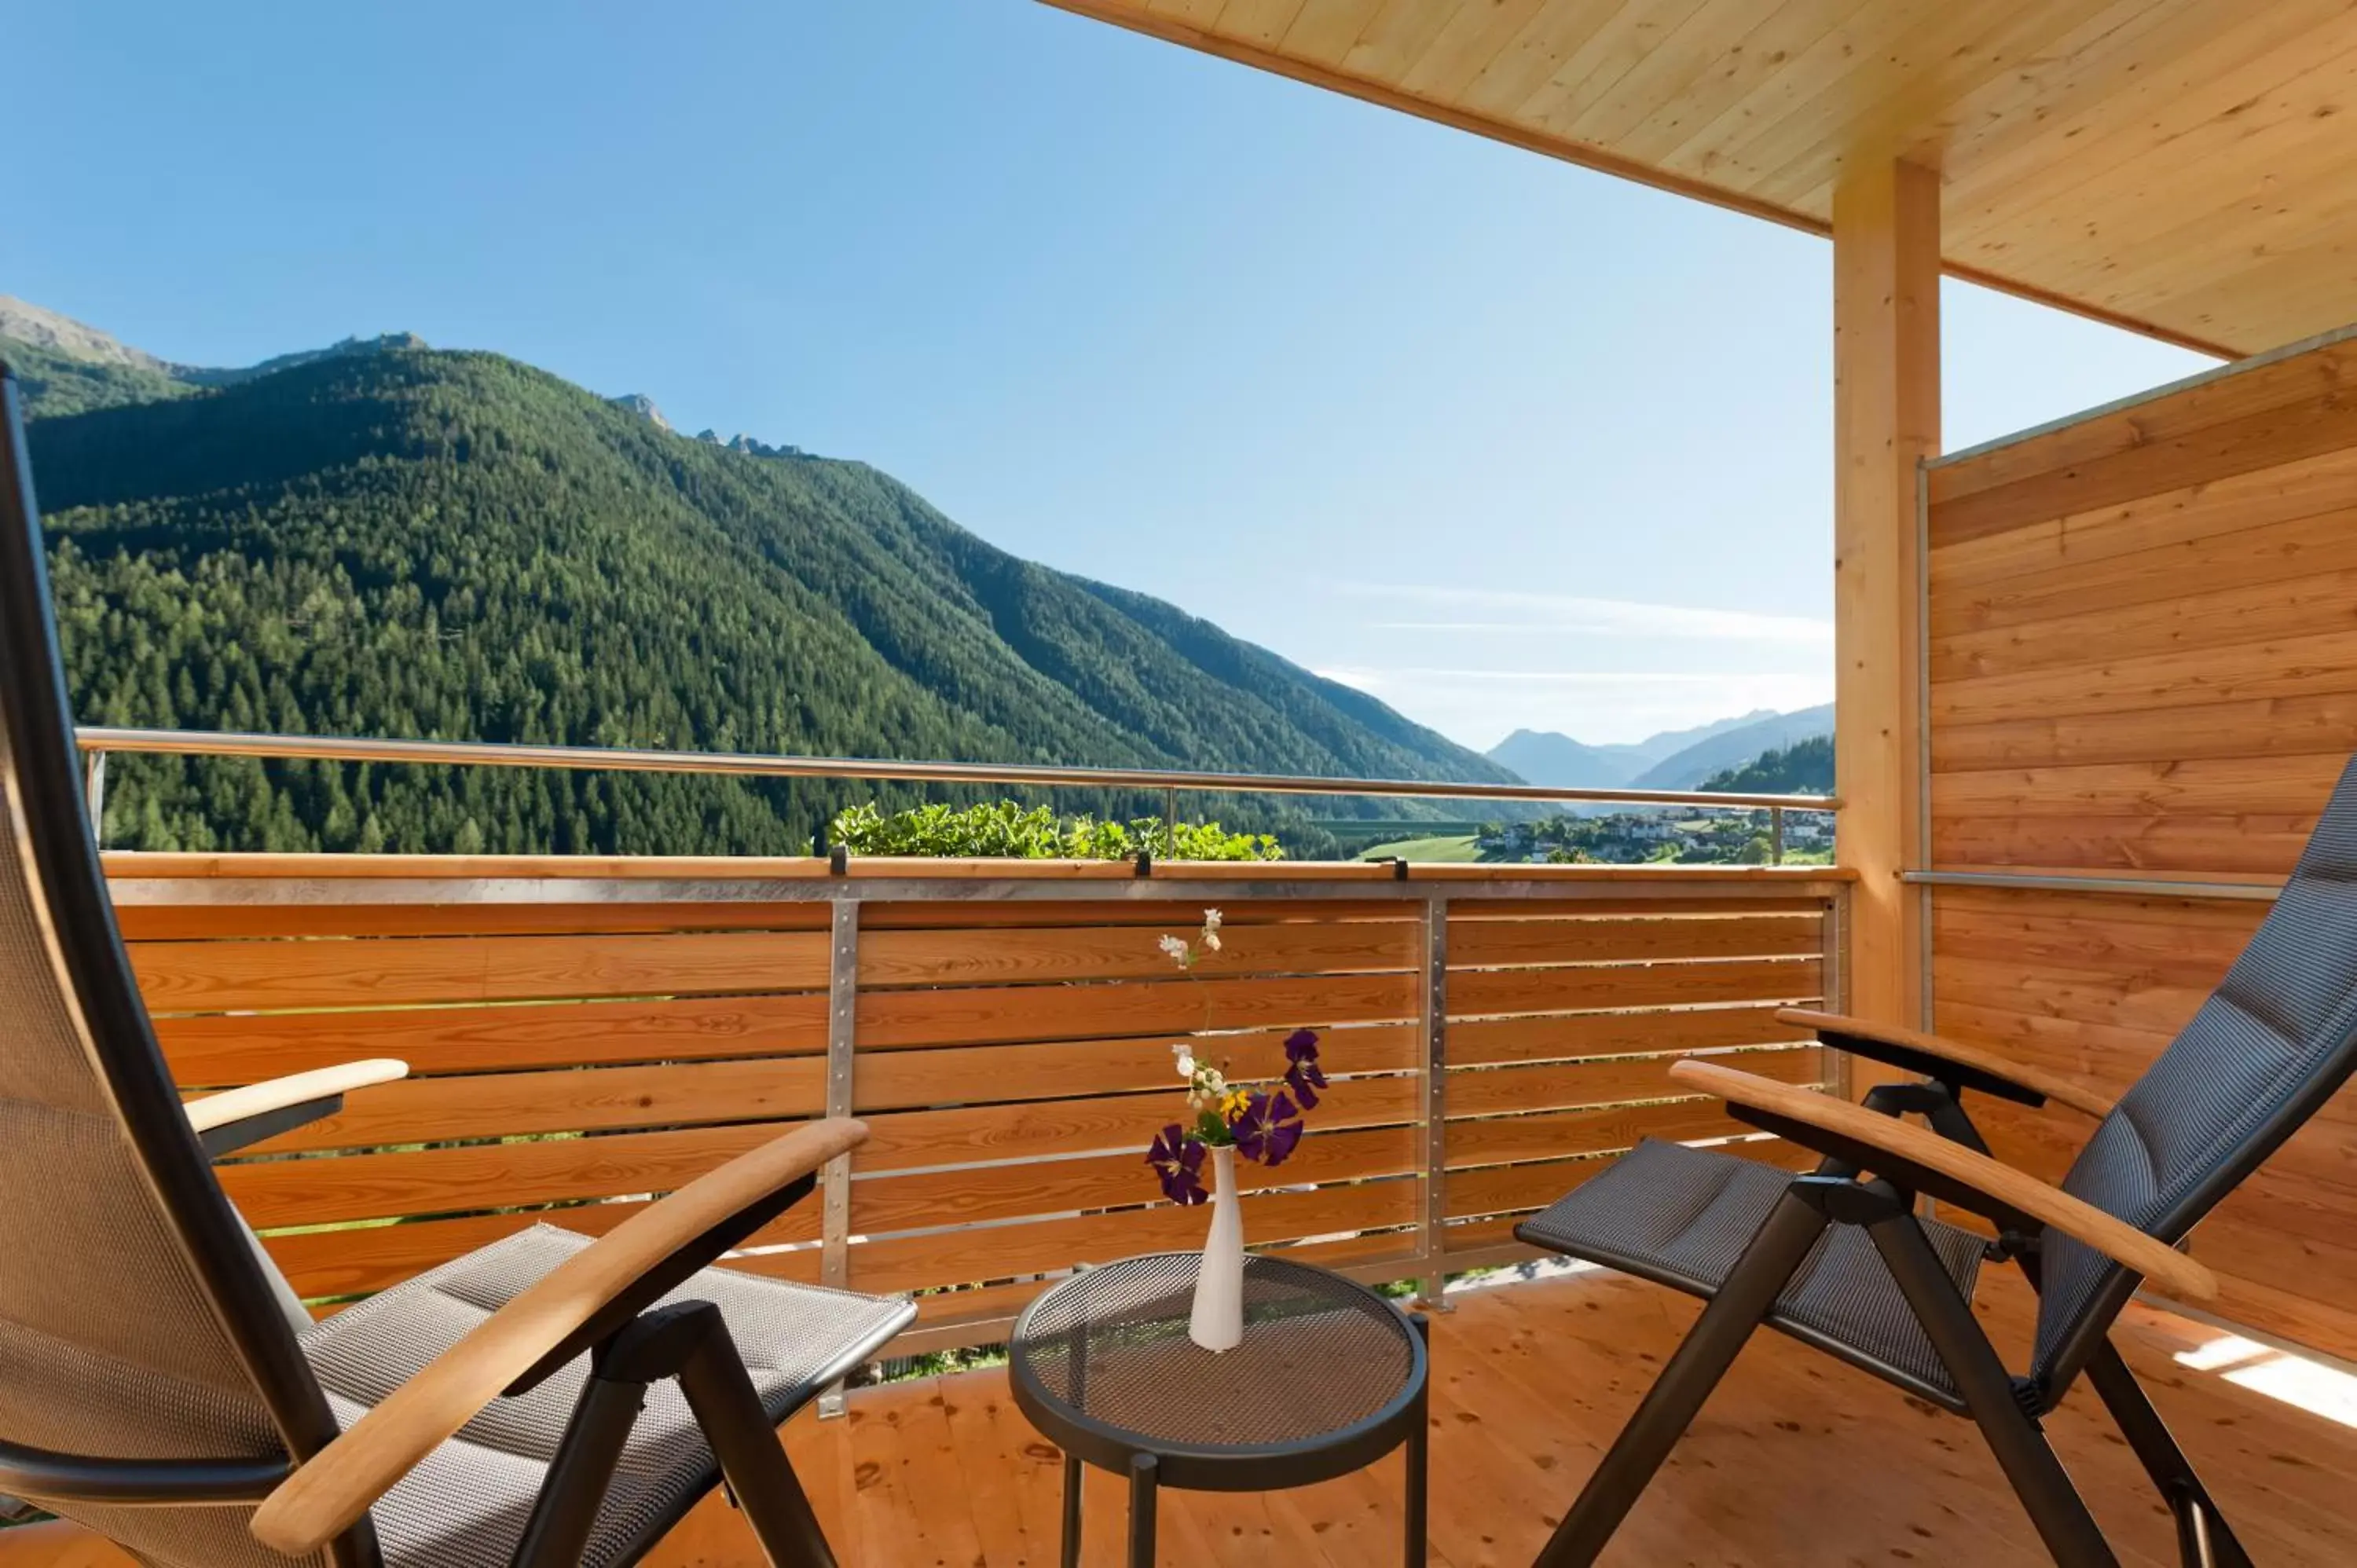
[71,725,1839,813]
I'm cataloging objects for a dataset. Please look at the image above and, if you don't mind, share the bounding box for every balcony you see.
[16,3,2357,1564]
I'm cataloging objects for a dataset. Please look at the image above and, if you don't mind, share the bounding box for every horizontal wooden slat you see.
[856,970,1416,1050]
[114,901,835,941]
[852,1024,1417,1112]
[1925,341,2357,511]
[1931,892,2264,973]
[1445,914,1820,968]
[843,1180,1417,1296]
[1926,442,2357,596]
[1442,896,1835,918]
[1936,562,2357,683]
[222,1119,819,1230]
[1450,1004,1815,1067]
[156,993,830,1085]
[1930,812,2318,876]
[1930,624,2357,728]
[1931,505,2357,650]
[849,1125,1416,1235]
[261,1197,821,1301]
[1446,1046,1824,1119]
[1449,957,1821,1017]
[1932,753,2347,821]
[132,930,830,1013]
[1932,690,2357,772]
[856,899,1402,929]
[1445,1156,1609,1222]
[1928,388,2357,550]
[1445,1097,1761,1169]
[236,1057,828,1155]
[859,919,1415,987]
[858,1075,1423,1174]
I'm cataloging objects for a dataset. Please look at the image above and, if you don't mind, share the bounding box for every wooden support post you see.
[1832,159,1939,1065]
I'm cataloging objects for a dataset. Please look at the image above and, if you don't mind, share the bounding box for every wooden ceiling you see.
[1043,1,2357,358]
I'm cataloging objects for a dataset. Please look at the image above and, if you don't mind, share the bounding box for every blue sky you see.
[5,1,2213,750]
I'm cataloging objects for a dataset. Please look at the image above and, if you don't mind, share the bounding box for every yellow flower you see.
[1219,1088,1252,1119]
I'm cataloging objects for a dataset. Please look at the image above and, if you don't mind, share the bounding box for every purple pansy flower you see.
[1229,1091,1304,1167]
[1282,1028,1327,1109]
[1146,1123,1208,1204]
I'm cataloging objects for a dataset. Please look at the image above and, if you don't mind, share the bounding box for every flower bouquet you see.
[1139,909,1329,1350]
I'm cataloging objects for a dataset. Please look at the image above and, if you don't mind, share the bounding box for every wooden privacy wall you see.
[1926,328,2357,1357]
[112,861,1838,1348]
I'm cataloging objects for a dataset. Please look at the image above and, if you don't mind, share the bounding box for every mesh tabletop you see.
[1010,1252,1419,1452]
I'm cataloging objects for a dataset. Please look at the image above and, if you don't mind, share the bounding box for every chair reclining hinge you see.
[1984,1228,2041,1265]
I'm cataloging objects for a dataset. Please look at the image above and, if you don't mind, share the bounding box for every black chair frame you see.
[1523,1032,2338,1568]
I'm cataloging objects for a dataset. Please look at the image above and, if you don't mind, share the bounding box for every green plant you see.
[828,800,1281,861]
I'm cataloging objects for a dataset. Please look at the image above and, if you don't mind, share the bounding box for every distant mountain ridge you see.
[1489,704,1833,795]
[4,299,1512,855]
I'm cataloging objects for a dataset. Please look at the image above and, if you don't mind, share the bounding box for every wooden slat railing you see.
[106,855,1850,1351]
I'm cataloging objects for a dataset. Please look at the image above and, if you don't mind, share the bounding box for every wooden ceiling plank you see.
[1339,0,1474,82]
[1750,0,2138,207]
[1544,0,1791,149]
[1149,0,1234,27]
[2132,236,2357,357]
[1214,0,1317,47]
[1990,42,2357,305]
[1724,0,2090,206]
[1651,0,1945,188]
[1607,0,1866,168]
[1934,0,2329,227]
[1943,8,2357,255]
[2062,158,2357,327]
[1398,0,1562,101]
[1514,0,1715,134]
[1269,0,1395,64]
[1456,0,1636,119]
[1893,0,2193,175]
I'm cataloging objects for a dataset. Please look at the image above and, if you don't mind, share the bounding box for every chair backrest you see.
[2033,753,2357,1389]
[0,365,361,1566]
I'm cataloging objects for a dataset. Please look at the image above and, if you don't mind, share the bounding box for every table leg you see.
[1128,1453,1159,1568]
[1407,1312,1430,1567]
[1060,1453,1083,1568]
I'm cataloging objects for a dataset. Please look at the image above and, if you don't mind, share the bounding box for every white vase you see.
[1189,1144,1245,1352]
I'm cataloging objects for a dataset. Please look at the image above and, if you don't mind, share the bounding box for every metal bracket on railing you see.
[818,898,859,1419]
[1770,805,1785,866]
[1416,894,1452,1312]
[82,750,105,848]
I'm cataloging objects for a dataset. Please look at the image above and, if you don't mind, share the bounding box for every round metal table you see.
[1008,1251,1430,1567]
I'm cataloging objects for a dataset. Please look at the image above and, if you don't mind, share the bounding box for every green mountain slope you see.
[9,333,1512,855]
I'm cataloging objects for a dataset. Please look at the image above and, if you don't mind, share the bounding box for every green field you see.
[1359,833,1482,863]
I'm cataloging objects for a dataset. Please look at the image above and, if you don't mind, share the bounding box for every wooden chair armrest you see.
[1778,1008,2117,1119]
[1667,1060,2212,1302]
[248,1116,869,1558]
[183,1060,411,1139]
[184,1060,410,1133]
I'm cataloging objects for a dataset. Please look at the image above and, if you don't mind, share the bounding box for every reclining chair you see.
[0,359,914,1566]
[1517,760,2357,1566]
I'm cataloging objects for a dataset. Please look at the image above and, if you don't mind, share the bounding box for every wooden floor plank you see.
[13,1269,2357,1567]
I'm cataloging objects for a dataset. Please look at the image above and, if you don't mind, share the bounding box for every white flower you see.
[1200,1068,1226,1098]
[1202,908,1222,931]
[1174,1051,1197,1079]
[1158,933,1192,967]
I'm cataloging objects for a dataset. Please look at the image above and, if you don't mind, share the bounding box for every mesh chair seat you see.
[301,1226,911,1568]
[1516,1138,1986,1409]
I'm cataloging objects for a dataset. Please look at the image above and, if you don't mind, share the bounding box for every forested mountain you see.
[1629,703,1834,790]
[8,323,1512,855]
[1698,734,1833,796]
